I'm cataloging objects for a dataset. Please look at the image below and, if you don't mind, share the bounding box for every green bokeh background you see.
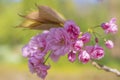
[0,0,120,80]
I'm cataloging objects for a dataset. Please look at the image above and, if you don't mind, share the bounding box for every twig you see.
[92,61,120,77]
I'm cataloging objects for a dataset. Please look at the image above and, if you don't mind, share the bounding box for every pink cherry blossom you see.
[73,39,83,51]
[78,50,90,64]
[80,32,91,43]
[64,20,80,40]
[22,33,49,58]
[36,64,50,79]
[21,17,118,79]
[28,59,50,79]
[101,18,118,34]
[105,40,114,49]
[22,45,30,57]
[50,52,61,62]
[47,28,72,61]
[22,32,50,79]
[86,44,104,60]
[68,51,76,62]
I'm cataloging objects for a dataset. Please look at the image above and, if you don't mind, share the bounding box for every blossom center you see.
[59,39,65,45]
[39,47,45,52]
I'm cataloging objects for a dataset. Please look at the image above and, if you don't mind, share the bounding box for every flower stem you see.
[44,51,51,64]
[93,25,101,28]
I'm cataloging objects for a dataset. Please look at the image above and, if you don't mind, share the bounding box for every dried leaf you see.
[18,5,66,30]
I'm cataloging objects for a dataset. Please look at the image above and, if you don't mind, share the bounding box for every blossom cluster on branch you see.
[22,18,118,79]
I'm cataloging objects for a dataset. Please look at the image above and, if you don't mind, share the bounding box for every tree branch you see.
[92,61,120,77]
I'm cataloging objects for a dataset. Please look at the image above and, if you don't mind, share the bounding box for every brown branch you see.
[92,61,120,77]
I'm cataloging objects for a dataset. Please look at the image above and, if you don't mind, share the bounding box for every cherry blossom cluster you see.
[22,18,118,79]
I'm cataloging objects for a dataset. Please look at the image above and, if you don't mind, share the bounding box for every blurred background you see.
[0,0,120,80]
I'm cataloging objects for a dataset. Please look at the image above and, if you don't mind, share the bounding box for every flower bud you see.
[68,51,76,63]
[95,37,99,43]
[105,40,114,49]
[78,50,90,64]
[91,44,104,60]
[74,40,83,51]
[80,32,91,43]
[101,18,118,34]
